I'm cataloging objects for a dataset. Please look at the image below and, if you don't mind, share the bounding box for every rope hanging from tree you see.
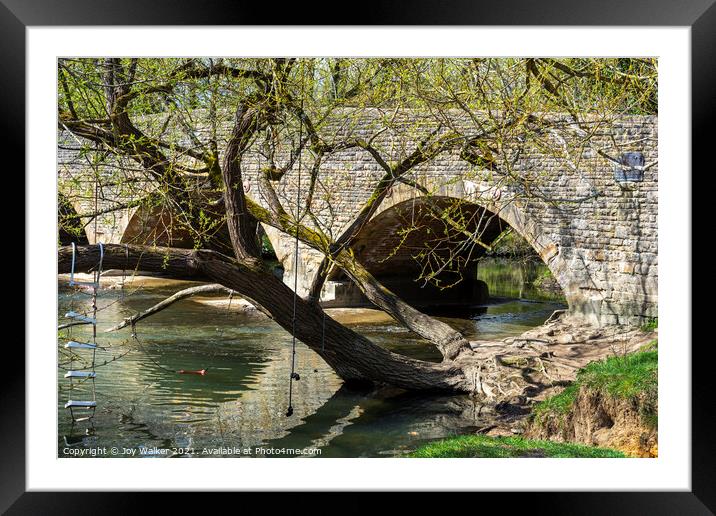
[128,287,232,377]
[124,242,216,377]
[62,158,105,429]
[286,63,306,418]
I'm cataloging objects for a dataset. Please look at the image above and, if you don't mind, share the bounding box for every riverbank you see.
[413,322,658,458]
[526,340,658,457]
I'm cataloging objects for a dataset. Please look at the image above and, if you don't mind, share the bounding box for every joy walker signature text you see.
[62,446,322,457]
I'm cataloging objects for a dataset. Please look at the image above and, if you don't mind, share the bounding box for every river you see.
[57,258,565,458]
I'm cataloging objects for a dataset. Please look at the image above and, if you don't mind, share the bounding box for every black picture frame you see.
[5,1,710,512]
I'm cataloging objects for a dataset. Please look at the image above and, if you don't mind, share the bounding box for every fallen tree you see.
[59,242,654,401]
[57,57,656,398]
[59,243,474,391]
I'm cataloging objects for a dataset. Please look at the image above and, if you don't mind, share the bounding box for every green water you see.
[477,257,565,303]
[58,260,565,458]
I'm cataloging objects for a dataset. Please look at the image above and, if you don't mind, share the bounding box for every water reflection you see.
[477,257,565,303]
[58,261,565,458]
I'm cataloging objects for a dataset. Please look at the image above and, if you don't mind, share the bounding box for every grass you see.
[410,346,658,458]
[640,339,658,352]
[640,317,658,332]
[532,344,658,429]
[532,384,578,426]
[409,434,624,458]
[578,349,657,400]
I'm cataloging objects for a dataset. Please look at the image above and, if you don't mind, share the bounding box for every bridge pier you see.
[320,276,489,310]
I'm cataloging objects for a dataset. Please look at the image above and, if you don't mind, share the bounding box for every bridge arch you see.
[329,180,595,321]
[120,204,193,248]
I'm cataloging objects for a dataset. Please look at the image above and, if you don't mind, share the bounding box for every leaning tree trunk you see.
[332,249,474,361]
[58,244,473,392]
[55,102,532,397]
[195,102,472,391]
[243,195,474,362]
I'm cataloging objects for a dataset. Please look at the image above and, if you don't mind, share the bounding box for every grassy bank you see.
[410,339,657,458]
[528,340,658,456]
[533,341,658,430]
[409,434,624,458]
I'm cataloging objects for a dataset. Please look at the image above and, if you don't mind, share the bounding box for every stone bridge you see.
[58,111,658,327]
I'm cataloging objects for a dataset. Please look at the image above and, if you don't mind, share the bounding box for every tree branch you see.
[221,101,265,261]
[106,284,232,332]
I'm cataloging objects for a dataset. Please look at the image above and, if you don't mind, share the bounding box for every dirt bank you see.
[467,316,658,457]
[525,384,657,457]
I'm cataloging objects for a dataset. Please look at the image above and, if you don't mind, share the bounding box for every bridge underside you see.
[324,197,508,310]
[119,203,235,255]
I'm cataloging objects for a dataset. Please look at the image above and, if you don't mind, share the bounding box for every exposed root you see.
[460,317,656,404]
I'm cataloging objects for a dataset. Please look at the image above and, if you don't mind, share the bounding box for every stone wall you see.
[250,112,658,326]
[58,109,658,326]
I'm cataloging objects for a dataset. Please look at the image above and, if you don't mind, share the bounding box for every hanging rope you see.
[127,261,227,377]
[90,243,103,403]
[321,311,326,353]
[129,322,194,374]
[63,238,102,426]
[121,243,128,299]
[286,64,306,418]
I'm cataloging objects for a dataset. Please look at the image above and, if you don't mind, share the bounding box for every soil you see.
[524,386,658,457]
[468,314,658,457]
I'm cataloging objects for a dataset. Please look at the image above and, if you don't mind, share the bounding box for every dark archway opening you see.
[324,196,566,317]
[325,197,511,311]
[120,200,236,255]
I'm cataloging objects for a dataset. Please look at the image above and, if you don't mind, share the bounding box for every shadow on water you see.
[57,259,565,458]
[262,386,498,458]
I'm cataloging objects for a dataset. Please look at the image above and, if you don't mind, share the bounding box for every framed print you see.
[5,0,712,512]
